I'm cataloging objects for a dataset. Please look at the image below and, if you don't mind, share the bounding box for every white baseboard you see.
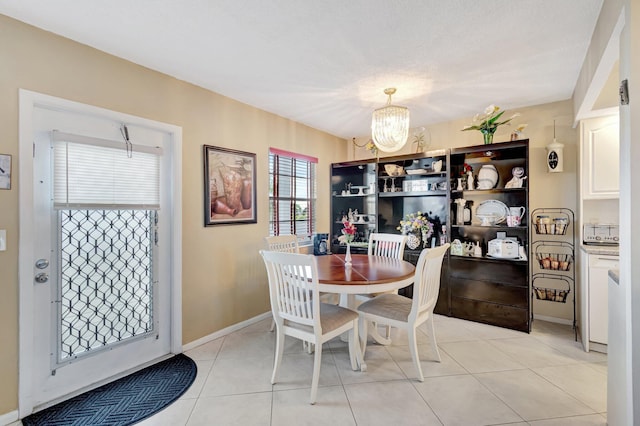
[183,312,272,351]
[0,409,19,426]
[588,341,608,354]
[533,314,574,326]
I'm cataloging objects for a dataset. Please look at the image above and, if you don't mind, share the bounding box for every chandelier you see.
[371,88,410,153]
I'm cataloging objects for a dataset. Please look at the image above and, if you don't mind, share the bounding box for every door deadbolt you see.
[34,272,49,283]
[35,258,49,269]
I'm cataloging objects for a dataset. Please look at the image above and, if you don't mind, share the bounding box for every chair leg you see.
[427,314,441,362]
[310,342,322,405]
[359,316,369,359]
[408,327,424,382]
[271,328,285,384]
[347,321,359,371]
[270,318,275,332]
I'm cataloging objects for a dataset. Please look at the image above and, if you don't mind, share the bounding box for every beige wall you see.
[0,15,347,415]
[352,99,579,321]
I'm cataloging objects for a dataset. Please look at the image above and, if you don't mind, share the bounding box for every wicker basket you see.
[535,253,573,271]
[533,286,570,303]
[534,222,567,235]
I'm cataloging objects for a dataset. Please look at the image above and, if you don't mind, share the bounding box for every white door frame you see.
[17,89,183,417]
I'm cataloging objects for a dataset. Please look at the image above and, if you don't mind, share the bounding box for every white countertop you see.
[580,244,619,256]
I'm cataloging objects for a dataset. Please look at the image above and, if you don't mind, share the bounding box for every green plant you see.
[462,105,520,134]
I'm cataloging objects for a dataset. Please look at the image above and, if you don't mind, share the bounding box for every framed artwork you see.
[203,145,257,226]
[0,154,11,190]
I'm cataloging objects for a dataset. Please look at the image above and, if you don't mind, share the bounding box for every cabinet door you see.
[588,254,619,344]
[581,115,620,199]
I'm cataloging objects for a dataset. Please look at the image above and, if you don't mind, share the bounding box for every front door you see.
[19,92,181,414]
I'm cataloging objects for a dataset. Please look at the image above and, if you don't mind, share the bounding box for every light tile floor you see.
[15,315,609,426]
[162,315,608,426]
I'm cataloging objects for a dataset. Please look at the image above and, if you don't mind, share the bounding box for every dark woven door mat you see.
[23,353,197,426]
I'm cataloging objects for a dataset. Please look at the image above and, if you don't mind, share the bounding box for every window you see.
[269,148,317,240]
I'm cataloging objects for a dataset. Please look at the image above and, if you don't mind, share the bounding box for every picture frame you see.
[203,145,257,226]
[0,154,11,190]
[313,233,329,255]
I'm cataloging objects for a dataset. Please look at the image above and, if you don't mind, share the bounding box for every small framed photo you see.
[313,233,329,255]
[204,145,257,226]
[0,154,11,190]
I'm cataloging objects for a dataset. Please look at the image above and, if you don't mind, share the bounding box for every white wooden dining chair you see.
[259,250,360,404]
[264,234,299,254]
[360,233,408,342]
[358,243,449,382]
[263,235,335,351]
[264,235,300,332]
[367,233,408,259]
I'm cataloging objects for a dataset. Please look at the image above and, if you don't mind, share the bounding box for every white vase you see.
[344,243,352,266]
[467,171,474,190]
[477,164,499,189]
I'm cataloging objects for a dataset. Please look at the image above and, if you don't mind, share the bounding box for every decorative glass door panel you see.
[57,209,156,364]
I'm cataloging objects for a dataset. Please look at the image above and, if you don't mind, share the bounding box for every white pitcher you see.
[509,206,526,219]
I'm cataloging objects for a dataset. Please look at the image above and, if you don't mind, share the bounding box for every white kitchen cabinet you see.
[580,115,620,199]
[580,250,619,352]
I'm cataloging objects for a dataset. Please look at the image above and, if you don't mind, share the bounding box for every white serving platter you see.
[476,200,509,224]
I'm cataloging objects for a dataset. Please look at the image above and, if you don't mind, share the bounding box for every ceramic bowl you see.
[384,164,405,176]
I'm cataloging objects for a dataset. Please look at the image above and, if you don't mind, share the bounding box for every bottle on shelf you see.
[464,204,471,224]
[474,241,482,257]
[439,225,447,246]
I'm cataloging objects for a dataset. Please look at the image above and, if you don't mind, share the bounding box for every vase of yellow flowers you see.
[462,105,522,145]
[397,212,434,250]
[338,219,356,265]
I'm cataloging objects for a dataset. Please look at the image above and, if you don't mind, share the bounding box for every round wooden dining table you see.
[315,253,416,295]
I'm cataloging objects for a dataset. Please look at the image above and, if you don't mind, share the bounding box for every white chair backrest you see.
[260,250,319,328]
[368,233,408,259]
[264,235,300,253]
[411,244,450,318]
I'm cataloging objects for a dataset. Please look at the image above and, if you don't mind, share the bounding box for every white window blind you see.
[268,148,317,237]
[52,130,162,209]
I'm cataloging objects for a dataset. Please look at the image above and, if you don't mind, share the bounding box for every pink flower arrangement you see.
[338,220,356,244]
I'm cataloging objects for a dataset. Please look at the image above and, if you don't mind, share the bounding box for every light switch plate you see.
[0,229,6,251]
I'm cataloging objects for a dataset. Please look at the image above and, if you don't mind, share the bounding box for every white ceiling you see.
[1,0,604,139]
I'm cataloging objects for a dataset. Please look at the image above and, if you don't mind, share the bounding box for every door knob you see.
[34,272,49,283]
[35,258,49,269]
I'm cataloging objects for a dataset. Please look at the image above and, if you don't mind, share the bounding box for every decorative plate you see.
[406,169,428,175]
[476,200,509,224]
